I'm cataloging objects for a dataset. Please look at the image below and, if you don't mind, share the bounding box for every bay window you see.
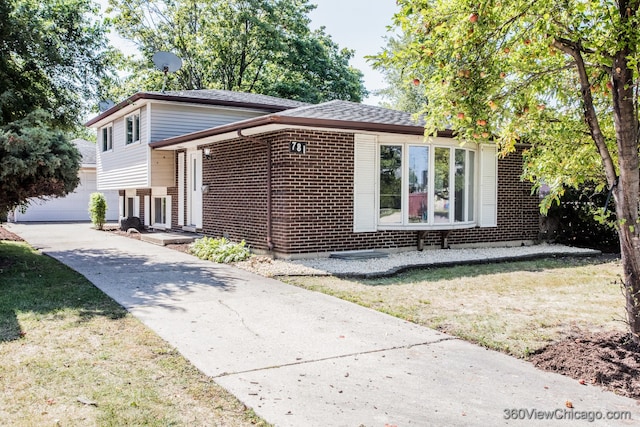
[353,134,497,233]
[378,143,476,228]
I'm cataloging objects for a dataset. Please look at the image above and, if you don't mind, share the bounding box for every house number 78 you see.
[290,141,307,154]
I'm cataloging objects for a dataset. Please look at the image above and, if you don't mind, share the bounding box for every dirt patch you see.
[166,242,192,253]
[0,224,24,242]
[530,331,640,400]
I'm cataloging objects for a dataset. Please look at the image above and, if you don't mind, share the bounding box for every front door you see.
[187,150,203,228]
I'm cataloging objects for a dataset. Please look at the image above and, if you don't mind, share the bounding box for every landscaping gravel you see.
[235,243,602,277]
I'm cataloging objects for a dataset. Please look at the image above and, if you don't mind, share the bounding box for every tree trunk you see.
[611,47,640,343]
[555,6,640,342]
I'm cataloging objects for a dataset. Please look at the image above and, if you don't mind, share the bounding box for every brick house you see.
[87,90,540,258]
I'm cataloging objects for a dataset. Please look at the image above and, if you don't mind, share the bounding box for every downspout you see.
[237,129,274,251]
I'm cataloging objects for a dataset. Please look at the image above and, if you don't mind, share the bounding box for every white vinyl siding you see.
[150,103,264,141]
[97,106,150,190]
[478,144,498,227]
[96,102,264,192]
[353,134,378,232]
[150,150,175,187]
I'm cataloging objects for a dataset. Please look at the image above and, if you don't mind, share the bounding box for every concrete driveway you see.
[6,222,639,426]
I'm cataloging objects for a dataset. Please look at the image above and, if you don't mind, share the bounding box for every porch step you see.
[140,231,198,246]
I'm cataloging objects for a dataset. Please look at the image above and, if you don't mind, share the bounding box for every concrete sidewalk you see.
[6,223,638,426]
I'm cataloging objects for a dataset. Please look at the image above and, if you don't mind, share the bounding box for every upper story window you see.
[101,125,113,152]
[125,111,141,145]
[378,143,476,227]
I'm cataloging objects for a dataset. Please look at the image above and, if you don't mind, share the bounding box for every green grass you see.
[0,241,268,426]
[283,255,626,358]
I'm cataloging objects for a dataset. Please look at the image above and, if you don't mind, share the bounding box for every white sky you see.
[308,0,399,104]
[100,0,399,105]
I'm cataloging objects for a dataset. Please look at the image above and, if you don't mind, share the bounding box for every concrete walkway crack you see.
[214,335,457,378]
[217,299,260,337]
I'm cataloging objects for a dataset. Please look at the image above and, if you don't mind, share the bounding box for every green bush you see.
[88,192,107,230]
[190,236,251,263]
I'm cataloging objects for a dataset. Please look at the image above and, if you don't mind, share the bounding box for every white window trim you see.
[377,142,477,231]
[125,110,141,145]
[151,195,172,229]
[122,189,140,218]
[100,124,113,152]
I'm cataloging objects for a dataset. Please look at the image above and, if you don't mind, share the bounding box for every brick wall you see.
[197,129,540,256]
[200,139,269,247]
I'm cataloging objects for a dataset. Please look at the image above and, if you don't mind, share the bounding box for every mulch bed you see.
[0,224,24,242]
[530,331,640,400]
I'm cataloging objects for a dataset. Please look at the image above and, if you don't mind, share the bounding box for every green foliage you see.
[0,0,112,212]
[105,0,367,103]
[0,0,113,130]
[88,192,107,230]
[373,0,638,203]
[0,110,81,213]
[190,236,251,263]
[376,0,640,339]
[544,186,619,252]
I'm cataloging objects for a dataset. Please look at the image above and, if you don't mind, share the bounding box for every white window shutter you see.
[178,152,185,226]
[478,144,498,227]
[353,134,377,232]
[134,196,141,218]
[143,195,150,225]
[165,196,172,229]
[119,196,124,218]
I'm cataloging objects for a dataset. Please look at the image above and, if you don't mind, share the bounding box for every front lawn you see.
[0,240,267,426]
[283,256,625,358]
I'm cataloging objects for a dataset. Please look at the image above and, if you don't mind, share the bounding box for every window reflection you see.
[409,146,429,223]
[379,145,402,224]
[434,147,450,223]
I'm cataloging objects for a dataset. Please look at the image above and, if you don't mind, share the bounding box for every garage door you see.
[12,170,120,222]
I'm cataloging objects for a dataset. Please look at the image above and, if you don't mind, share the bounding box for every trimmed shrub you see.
[88,192,107,230]
[190,236,251,263]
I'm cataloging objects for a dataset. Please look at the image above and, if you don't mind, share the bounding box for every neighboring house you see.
[10,139,119,222]
[86,90,540,258]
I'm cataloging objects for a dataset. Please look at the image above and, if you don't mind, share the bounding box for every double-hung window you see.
[101,125,112,152]
[125,111,141,145]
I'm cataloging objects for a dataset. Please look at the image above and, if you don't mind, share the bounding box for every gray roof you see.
[144,89,309,109]
[277,100,425,127]
[86,89,309,127]
[150,99,436,149]
[72,138,96,165]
